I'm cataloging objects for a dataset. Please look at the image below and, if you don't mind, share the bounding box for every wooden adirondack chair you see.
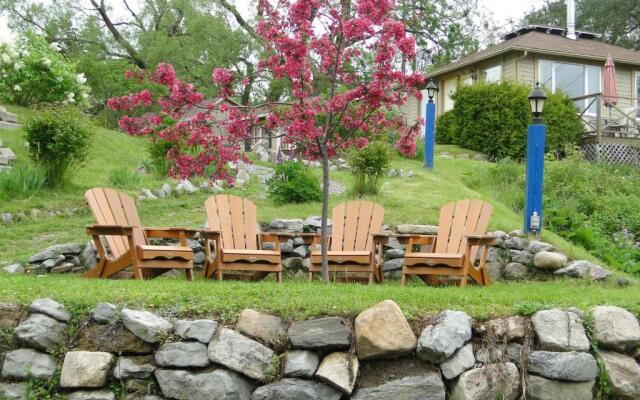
[84,188,196,280]
[203,195,285,282]
[308,200,387,283]
[401,199,496,287]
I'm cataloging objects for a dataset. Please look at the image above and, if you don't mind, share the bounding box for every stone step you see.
[0,121,20,130]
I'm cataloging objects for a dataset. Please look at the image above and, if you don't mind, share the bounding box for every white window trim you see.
[634,71,640,119]
[538,59,602,115]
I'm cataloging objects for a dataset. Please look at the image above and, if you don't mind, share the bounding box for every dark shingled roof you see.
[428,30,640,78]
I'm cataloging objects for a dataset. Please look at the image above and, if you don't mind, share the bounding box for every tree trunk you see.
[320,144,331,284]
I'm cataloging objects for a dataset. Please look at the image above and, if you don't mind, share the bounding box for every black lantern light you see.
[426,79,438,103]
[528,81,547,123]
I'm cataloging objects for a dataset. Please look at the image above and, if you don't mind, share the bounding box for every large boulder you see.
[283,350,320,378]
[599,350,640,399]
[315,352,359,395]
[0,382,27,400]
[14,313,67,352]
[155,368,253,400]
[590,306,640,352]
[90,303,117,324]
[352,373,445,400]
[527,351,598,381]
[60,351,114,388]
[113,356,155,380]
[121,309,172,344]
[207,328,277,381]
[75,324,155,354]
[251,378,341,400]
[355,300,416,360]
[288,317,352,351]
[555,260,611,281]
[2,263,24,275]
[1,348,56,381]
[526,240,554,254]
[503,262,528,280]
[531,309,589,352]
[526,374,594,400]
[450,363,521,400]
[440,344,474,380]
[237,309,286,347]
[417,310,472,363]
[533,251,567,269]
[174,319,218,343]
[155,341,210,368]
[28,298,70,322]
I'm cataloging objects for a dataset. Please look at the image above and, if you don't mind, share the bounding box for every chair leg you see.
[308,270,313,283]
[186,268,193,282]
[216,264,223,281]
[401,273,407,286]
[277,272,283,283]
[368,273,374,284]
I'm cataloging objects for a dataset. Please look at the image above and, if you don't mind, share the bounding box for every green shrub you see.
[267,161,322,204]
[25,106,93,187]
[348,141,391,195]
[108,167,142,188]
[145,139,173,176]
[0,165,47,199]
[437,81,583,160]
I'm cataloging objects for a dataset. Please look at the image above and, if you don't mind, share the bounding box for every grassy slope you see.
[1,105,637,319]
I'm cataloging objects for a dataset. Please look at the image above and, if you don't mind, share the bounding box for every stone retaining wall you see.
[1,299,639,399]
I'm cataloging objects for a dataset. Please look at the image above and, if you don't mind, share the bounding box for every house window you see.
[483,64,502,82]
[539,60,601,114]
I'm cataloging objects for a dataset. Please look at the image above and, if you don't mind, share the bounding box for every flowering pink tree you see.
[109,0,424,283]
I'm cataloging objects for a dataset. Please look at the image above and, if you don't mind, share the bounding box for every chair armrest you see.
[392,234,436,246]
[199,230,222,240]
[144,227,201,239]
[86,225,134,236]
[465,235,497,246]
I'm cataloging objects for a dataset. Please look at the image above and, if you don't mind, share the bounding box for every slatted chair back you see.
[85,188,147,259]
[330,200,384,252]
[434,199,493,261]
[204,195,259,250]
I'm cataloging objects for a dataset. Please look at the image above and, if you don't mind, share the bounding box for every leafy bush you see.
[0,165,47,199]
[145,139,173,176]
[0,34,89,106]
[267,161,322,204]
[25,106,93,187]
[108,167,142,188]
[436,81,583,160]
[348,141,391,195]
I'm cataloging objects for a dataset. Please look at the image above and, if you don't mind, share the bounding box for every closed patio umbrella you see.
[603,55,617,109]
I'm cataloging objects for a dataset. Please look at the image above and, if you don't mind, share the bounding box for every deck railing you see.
[574,93,640,144]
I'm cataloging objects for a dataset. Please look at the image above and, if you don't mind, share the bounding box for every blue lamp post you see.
[524,82,547,235]
[424,79,438,169]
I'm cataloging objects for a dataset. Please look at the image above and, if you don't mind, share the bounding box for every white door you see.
[443,77,457,112]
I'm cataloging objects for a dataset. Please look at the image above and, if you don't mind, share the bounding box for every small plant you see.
[348,141,391,196]
[107,167,142,188]
[25,106,93,187]
[0,165,47,198]
[145,139,173,176]
[267,161,322,204]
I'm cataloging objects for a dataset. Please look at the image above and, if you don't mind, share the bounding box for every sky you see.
[0,0,549,43]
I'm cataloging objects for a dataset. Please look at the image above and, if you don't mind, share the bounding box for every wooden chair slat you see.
[216,195,235,249]
[342,201,360,251]
[458,199,483,254]
[230,195,246,250]
[118,191,146,246]
[435,202,455,253]
[103,188,133,257]
[330,203,346,251]
[354,201,374,251]
[446,199,470,254]
[204,197,222,231]
[90,188,128,258]
[365,203,384,250]
[243,199,258,250]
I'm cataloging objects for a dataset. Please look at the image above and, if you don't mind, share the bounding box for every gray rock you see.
[269,219,304,233]
[385,236,405,250]
[237,309,286,347]
[208,327,277,381]
[384,248,405,260]
[475,346,504,364]
[28,298,70,322]
[526,240,554,254]
[503,262,528,280]
[121,309,172,343]
[396,224,438,235]
[0,382,27,399]
[158,183,172,198]
[450,363,521,400]
[155,341,210,368]
[176,179,197,194]
[526,374,594,400]
[50,262,75,273]
[282,257,304,270]
[440,343,474,380]
[174,319,218,343]
[506,316,526,341]
[315,352,358,395]
[91,303,117,324]
[533,251,568,269]
[288,317,352,351]
[383,258,404,272]
[67,390,116,400]
[280,239,294,253]
[291,245,307,258]
[509,229,524,237]
[283,350,319,378]
[417,310,472,363]
[155,368,253,400]
[485,261,503,281]
[531,309,590,352]
[14,313,66,352]
[140,188,157,200]
[355,299,416,360]
[555,260,612,281]
[506,343,522,364]
[75,324,155,354]
[599,350,640,399]
[30,244,83,262]
[2,263,24,274]
[352,373,446,400]
[510,250,533,265]
[113,356,155,379]
[1,348,56,381]
[41,256,65,269]
[527,351,598,381]
[251,378,341,400]
[504,236,526,250]
[60,351,114,388]
[193,251,206,265]
[591,306,640,352]
[303,216,332,232]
